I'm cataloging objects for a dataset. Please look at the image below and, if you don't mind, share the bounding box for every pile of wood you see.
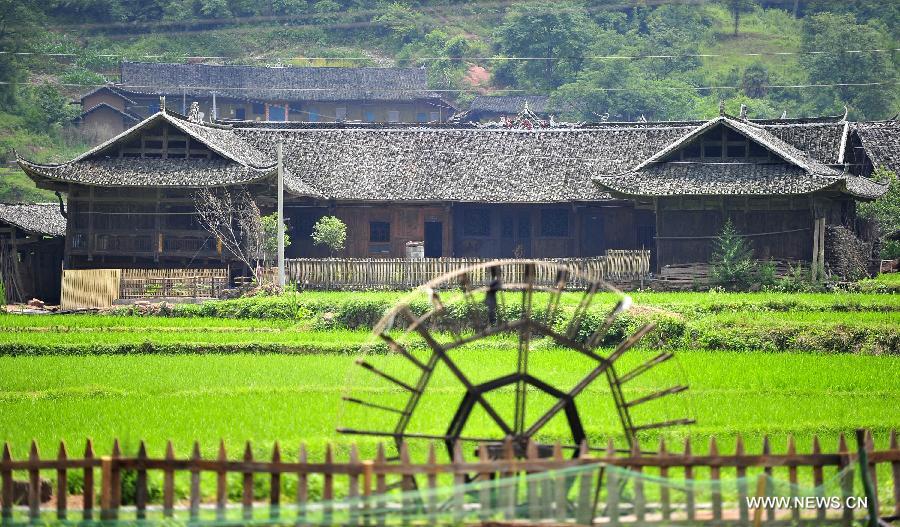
[652,260,802,290]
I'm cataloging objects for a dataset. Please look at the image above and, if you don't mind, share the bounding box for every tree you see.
[709,219,755,288]
[311,216,346,257]
[741,63,769,98]
[858,168,900,258]
[261,213,291,261]
[194,187,267,279]
[799,13,897,120]
[719,0,756,36]
[494,1,596,90]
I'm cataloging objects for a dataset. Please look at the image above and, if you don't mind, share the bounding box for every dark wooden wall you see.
[655,196,816,269]
[0,226,64,304]
[451,203,643,259]
[287,204,452,258]
[65,186,227,270]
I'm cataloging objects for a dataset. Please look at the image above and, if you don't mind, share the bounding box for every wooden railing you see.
[2,430,897,525]
[119,269,229,300]
[287,251,651,291]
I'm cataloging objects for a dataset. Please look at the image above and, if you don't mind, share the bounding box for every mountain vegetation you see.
[0,0,897,199]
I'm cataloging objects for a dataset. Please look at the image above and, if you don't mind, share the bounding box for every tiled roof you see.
[75,102,141,123]
[596,162,849,197]
[18,111,887,202]
[854,120,900,173]
[234,125,692,202]
[117,61,445,102]
[0,203,66,236]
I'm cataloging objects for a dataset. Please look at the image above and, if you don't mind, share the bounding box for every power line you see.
[2,80,895,93]
[3,48,897,62]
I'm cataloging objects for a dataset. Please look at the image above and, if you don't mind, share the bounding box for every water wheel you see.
[338,260,694,461]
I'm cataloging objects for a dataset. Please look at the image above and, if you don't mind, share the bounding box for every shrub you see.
[311,216,346,256]
[709,219,755,289]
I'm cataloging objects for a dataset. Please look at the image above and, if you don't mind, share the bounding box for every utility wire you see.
[1,80,895,93]
[3,48,897,62]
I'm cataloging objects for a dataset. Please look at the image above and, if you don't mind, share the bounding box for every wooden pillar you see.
[811,216,820,281]
[653,198,661,273]
[87,187,95,262]
[154,189,162,263]
[818,217,825,278]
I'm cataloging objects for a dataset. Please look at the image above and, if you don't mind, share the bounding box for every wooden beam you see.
[811,216,820,281]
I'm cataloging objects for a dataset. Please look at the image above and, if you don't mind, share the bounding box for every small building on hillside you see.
[20,106,896,279]
[75,62,457,143]
[0,203,66,304]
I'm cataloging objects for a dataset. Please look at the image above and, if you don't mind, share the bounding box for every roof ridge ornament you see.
[738,104,748,120]
[781,110,788,119]
[188,102,202,123]
[840,105,849,122]
[160,96,166,114]
[719,100,725,116]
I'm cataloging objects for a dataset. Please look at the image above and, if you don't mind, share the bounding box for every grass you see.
[1,350,897,460]
[0,289,898,506]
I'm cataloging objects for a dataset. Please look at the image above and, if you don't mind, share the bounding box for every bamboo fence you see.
[2,430,897,525]
[119,269,229,300]
[287,251,651,291]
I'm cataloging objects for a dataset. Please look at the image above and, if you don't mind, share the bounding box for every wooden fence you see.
[2,430,897,525]
[60,269,121,310]
[60,269,228,309]
[287,251,651,291]
[119,269,229,300]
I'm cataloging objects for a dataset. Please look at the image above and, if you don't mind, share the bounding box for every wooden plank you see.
[323,444,334,526]
[242,442,254,521]
[1,444,12,521]
[83,439,95,520]
[28,441,40,521]
[762,436,774,523]
[478,443,491,522]
[684,437,695,522]
[56,442,68,521]
[135,441,148,520]
[891,429,900,517]
[347,444,359,527]
[189,442,201,522]
[270,442,281,521]
[606,439,619,526]
[709,437,721,522]
[297,443,308,525]
[61,269,121,309]
[163,441,175,517]
[838,434,854,526]
[736,435,748,524]
[216,441,227,521]
[787,436,800,524]
[659,438,671,522]
[812,436,826,521]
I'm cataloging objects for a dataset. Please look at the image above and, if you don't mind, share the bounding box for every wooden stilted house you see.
[0,203,66,303]
[17,104,897,293]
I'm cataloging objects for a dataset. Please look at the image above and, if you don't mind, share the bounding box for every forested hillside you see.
[0,0,897,201]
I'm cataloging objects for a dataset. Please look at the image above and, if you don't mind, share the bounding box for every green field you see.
[0,289,897,505]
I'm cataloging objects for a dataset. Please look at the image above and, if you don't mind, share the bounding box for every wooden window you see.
[462,209,491,236]
[252,103,265,115]
[364,111,376,122]
[369,221,390,242]
[335,107,347,121]
[416,112,427,123]
[748,141,769,158]
[388,110,400,123]
[501,216,514,238]
[429,111,440,121]
[540,209,569,237]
